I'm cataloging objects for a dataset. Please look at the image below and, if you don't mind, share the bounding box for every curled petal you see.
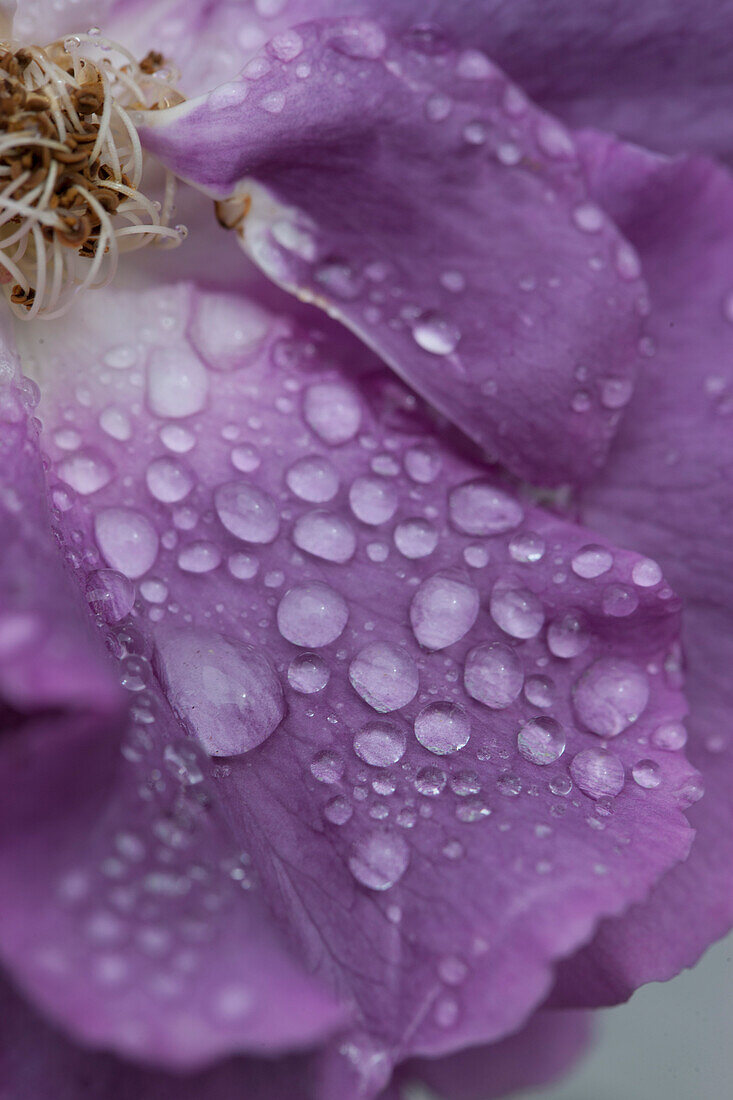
[140,20,646,486]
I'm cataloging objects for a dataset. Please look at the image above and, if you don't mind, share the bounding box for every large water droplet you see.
[410,573,479,650]
[570,748,625,799]
[85,569,135,623]
[464,643,523,708]
[651,720,687,751]
[154,628,285,757]
[573,658,649,737]
[490,583,544,639]
[293,510,356,563]
[517,716,565,765]
[146,457,194,503]
[95,508,159,580]
[412,311,460,355]
[354,719,406,766]
[449,480,523,535]
[349,476,398,525]
[394,517,438,559]
[414,701,471,755]
[147,346,208,418]
[632,759,661,789]
[57,449,112,495]
[547,611,590,659]
[277,581,348,647]
[287,652,330,694]
[349,642,419,712]
[215,480,280,543]
[286,455,339,502]
[348,829,409,891]
[571,545,613,579]
[303,381,361,444]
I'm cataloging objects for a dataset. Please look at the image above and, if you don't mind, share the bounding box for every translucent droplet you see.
[414,701,471,755]
[602,583,639,617]
[449,480,523,535]
[324,795,353,825]
[632,759,662,789]
[632,558,663,588]
[517,716,566,765]
[414,764,447,796]
[497,772,522,797]
[277,581,348,647]
[410,573,479,650]
[85,569,135,624]
[95,508,159,580]
[349,476,398,525]
[160,424,196,454]
[310,749,344,783]
[490,583,544,639]
[303,381,361,444]
[231,444,261,473]
[571,545,613,579]
[146,457,193,503]
[547,611,590,659]
[177,540,222,574]
[293,510,356,563]
[404,444,442,484]
[394,517,438,559]
[348,829,409,891]
[286,455,339,502]
[570,748,625,799]
[147,346,208,418]
[464,642,523,708]
[154,627,285,757]
[509,531,545,563]
[99,406,132,442]
[349,642,419,712]
[228,552,259,580]
[215,480,280,543]
[524,674,554,708]
[57,449,112,495]
[573,658,649,737]
[651,720,688,751]
[412,311,460,355]
[288,652,330,694]
[354,719,406,766]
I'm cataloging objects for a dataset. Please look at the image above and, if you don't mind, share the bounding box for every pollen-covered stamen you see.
[0,33,187,320]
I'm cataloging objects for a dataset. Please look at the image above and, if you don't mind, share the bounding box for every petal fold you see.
[140,19,646,486]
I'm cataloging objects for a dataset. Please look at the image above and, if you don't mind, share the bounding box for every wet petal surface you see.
[10,279,699,1085]
[140,19,646,486]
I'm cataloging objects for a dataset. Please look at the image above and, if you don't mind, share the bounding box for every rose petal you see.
[140,19,646,487]
[551,134,733,1003]
[19,279,698,1086]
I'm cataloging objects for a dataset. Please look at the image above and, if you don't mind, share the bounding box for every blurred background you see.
[517,929,733,1099]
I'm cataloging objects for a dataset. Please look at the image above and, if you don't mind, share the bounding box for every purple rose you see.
[1,2,731,1098]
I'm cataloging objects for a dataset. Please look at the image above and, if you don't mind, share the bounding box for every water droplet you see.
[632,558,663,587]
[410,573,479,650]
[177,541,222,574]
[517,716,566,765]
[228,552,259,580]
[99,406,132,441]
[231,444,261,473]
[310,749,344,783]
[547,611,590,658]
[57,449,112,495]
[573,658,649,737]
[293,510,356,563]
[404,444,442,484]
[464,643,523,708]
[286,455,339,502]
[349,476,398,525]
[354,719,406,766]
[288,652,330,694]
[602,583,639,617]
[304,382,361,444]
[95,508,159,579]
[394,517,438,559]
[573,202,604,232]
[571,545,613,579]
[348,829,409,891]
[160,424,196,454]
[490,583,544,639]
[570,748,625,799]
[412,311,460,355]
[497,772,522,797]
[85,569,135,623]
[632,759,661,789]
[449,480,523,535]
[549,774,572,797]
[324,795,353,824]
[329,19,387,59]
[146,457,193,503]
[277,581,348,647]
[215,481,280,543]
[651,720,687,751]
[509,531,545,563]
[414,764,447,796]
[147,346,208,418]
[104,344,137,370]
[414,701,471,755]
[349,642,419,712]
[524,674,555,708]
[154,628,285,756]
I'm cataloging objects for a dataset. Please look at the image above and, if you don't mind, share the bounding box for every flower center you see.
[0,32,186,320]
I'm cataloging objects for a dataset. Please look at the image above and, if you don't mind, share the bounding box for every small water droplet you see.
[414,701,470,755]
[349,642,419,712]
[348,829,409,891]
[277,581,348,647]
[517,716,566,765]
[464,643,523,708]
[353,719,406,766]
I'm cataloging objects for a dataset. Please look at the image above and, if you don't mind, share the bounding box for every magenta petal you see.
[551,134,733,1004]
[403,1009,592,1100]
[24,279,699,1088]
[140,19,646,486]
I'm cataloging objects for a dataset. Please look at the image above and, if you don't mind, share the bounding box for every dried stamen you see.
[0,33,187,320]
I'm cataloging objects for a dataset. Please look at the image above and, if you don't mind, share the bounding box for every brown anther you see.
[72,83,104,116]
[140,50,165,74]
[56,213,92,247]
[14,49,33,70]
[215,193,251,231]
[24,91,50,112]
[54,146,90,167]
[10,284,35,308]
